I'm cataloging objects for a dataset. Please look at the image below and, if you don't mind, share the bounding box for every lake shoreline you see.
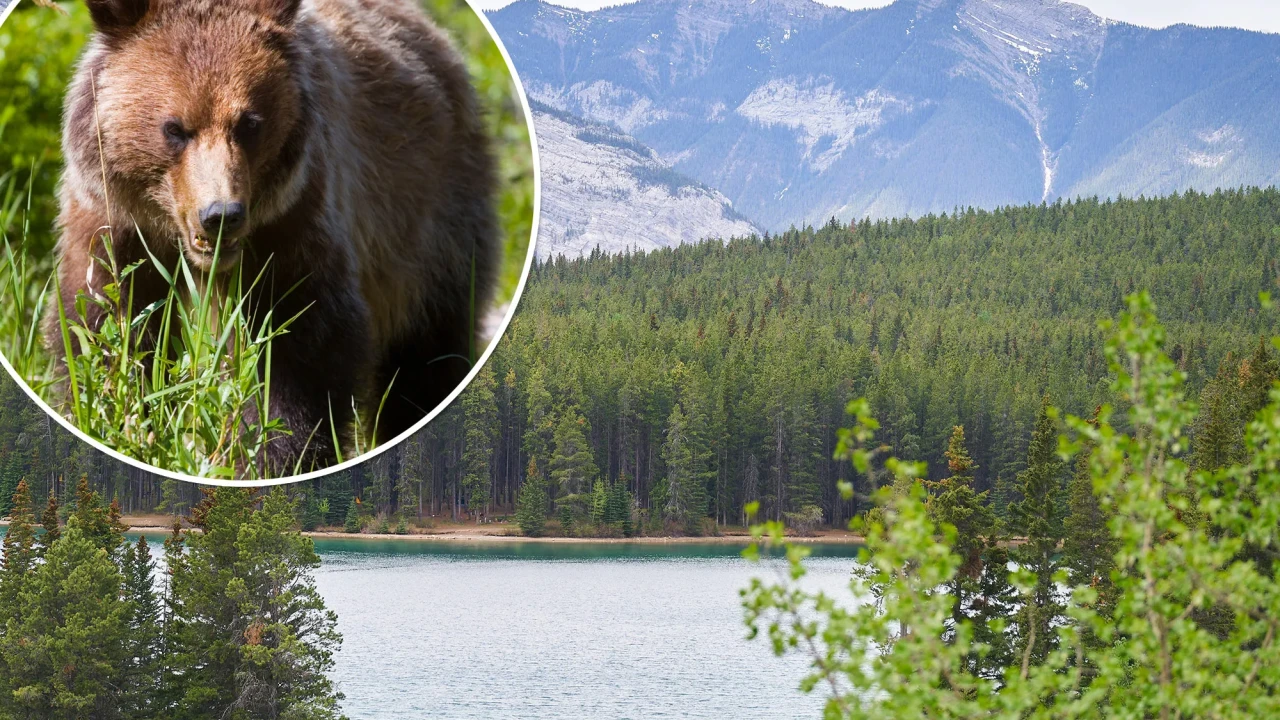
[2,515,865,545]
[300,529,866,545]
[0,516,865,545]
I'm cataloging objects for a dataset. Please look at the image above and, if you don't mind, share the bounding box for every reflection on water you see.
[314,539,859,720]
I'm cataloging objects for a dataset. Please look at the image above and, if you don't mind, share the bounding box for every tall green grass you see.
[0,0,535,479]
[0,172,322,479]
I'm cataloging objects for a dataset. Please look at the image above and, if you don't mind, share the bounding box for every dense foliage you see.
[305,189,1276,535]
[743,294,1280,718]
[0,481,344,719]
[4,188,1276,531]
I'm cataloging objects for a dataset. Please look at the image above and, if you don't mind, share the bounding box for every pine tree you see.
[925,426,996,646]
[121,535,162,717]
[37,491,60,554]
[164,488,344,719]
[2,519,132,719]
[522,365,555,473]
[461,365,498,523]
[71,476,125,556]
[661,404,706,534]
[515,458,549,537]
[0,479,36,637]
[549,409,597,525]
[590,479,608,527]
[343,497,362,534]
[1007,397,1065,667]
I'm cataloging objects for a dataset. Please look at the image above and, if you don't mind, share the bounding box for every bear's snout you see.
[199,201,248,238]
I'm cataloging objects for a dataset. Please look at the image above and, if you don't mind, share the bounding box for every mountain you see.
[530,103,760,257]
[492,0,1280,235]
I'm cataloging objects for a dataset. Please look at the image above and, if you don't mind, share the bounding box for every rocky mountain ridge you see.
[495,0,1280,252]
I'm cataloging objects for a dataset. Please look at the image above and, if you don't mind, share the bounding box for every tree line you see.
[305,187,1278,535]
[1,188,1276,534]
[0,480,343,719]
[2,184,1280,532]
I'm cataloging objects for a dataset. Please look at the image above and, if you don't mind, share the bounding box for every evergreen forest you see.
[0,481,343,718]
[2,188,1275,536]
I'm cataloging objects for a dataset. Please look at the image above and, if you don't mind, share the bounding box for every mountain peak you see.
[492,0,1280,250]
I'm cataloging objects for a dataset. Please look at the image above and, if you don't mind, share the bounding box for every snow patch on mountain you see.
[533,109,761,258]
[1183,125,1241,168]
[531,81,675,135]
[949,0,1107,200]
[737,81,916,172]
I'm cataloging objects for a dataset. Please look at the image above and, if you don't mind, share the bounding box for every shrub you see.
[743,293,1280,718]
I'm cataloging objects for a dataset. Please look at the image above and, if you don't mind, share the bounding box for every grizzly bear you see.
[50,0,498,474]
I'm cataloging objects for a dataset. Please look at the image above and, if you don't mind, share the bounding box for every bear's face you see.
[84,0,304,272]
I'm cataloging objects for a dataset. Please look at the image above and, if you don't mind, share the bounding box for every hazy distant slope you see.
[494,0,1280,232]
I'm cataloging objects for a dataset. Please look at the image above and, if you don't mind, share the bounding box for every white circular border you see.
[0,0,542,488]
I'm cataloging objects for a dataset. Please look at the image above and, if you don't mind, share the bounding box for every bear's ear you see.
[84,0,151,38]
[248,0,304,25]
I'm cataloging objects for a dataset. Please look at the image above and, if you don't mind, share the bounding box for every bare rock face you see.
[495,0,1280,244]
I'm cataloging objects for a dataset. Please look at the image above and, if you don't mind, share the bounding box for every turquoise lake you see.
[6,531,861,719]
[311,538,861,720]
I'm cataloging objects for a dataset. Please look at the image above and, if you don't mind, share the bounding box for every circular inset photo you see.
[0,0,538,482]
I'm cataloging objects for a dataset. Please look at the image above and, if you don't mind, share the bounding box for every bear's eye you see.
[162,120,189,151]
[235,112,264,147]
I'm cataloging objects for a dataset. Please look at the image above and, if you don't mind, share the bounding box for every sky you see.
[468,0,1280,35]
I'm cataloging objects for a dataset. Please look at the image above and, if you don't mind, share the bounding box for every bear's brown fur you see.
[51,0,498,474]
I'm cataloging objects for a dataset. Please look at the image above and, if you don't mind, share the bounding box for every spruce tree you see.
[549,409,597,525]
[0,480,36,625]
[121,535,162,718]
[605,477,634,536]
[1239,335,1279,423]
[661,404,707,534]
[2,519,132,719]
[165,488,344,719]
[71,476,125,556]
[590,479,608,527]
[0,455,20,517]
[1062,431,1115,608]
[343,498,362,534]
[38,491,60,554]
[1007,397,1065,667]
[461,364,498,523]
[515,458,549,537]
[300,493,324,532]
[1192,360,1242,473]
[394,468,418,523]
[925,426,996,644]
[522,365,555,474]
[0,480,36,708]
[158,477,188,516]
